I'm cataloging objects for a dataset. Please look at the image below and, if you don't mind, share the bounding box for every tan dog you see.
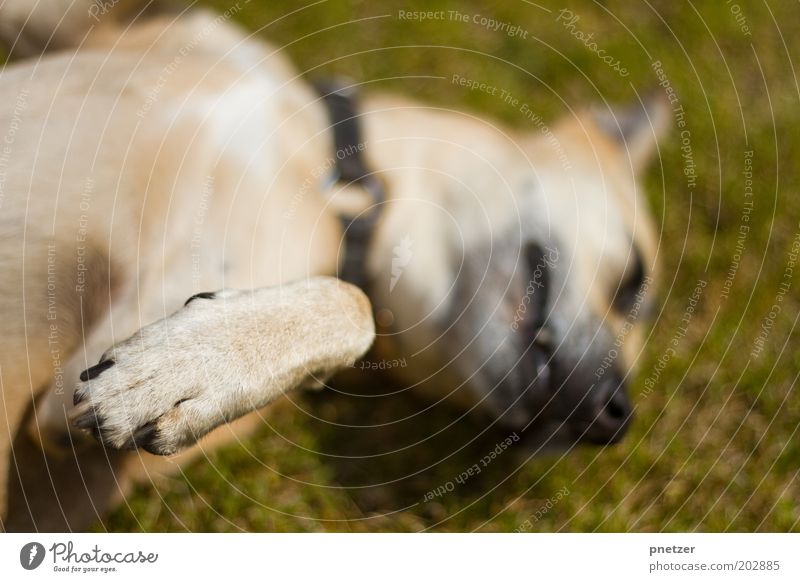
[0,2,667,530]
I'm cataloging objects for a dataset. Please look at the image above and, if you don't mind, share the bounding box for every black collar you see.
[314,80,385,290]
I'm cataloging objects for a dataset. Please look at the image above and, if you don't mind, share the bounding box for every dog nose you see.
[579,374,632,445]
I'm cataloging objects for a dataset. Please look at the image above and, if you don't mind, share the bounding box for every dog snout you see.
[578,373,632,445]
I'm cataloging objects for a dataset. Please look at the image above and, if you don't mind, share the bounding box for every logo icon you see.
[390,235,413,292]
[20,542,46,570]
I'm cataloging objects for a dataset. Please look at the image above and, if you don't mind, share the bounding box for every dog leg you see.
[70,277,374,456]
[5,308,133,532]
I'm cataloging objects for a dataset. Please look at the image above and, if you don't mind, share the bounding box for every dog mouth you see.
[500,352,634,447]
[498,325,634,447]
[515,388,633,453]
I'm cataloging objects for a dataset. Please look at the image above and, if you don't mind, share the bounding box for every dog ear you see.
[591,93,671,171]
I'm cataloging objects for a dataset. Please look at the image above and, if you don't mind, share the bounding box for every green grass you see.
[103,0,800,532]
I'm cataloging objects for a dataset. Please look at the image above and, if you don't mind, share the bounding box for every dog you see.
[0,1,668,531]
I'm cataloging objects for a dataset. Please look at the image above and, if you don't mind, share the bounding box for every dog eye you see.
[611,249,645,314]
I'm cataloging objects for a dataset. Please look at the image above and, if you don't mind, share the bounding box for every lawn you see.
[104,0,800,532]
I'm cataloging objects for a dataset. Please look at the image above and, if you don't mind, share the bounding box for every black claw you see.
[79,359,115,382]
[72,389,86,407]
[122,422,158,451]
[185,291,216,306]
[73,410,101,430]
[142,441,168,456]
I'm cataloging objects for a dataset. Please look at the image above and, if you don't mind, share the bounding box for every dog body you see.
[0,5,666,530]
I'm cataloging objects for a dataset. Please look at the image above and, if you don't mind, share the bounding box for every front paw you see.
[70,278,375,455]
[71,354,209,455]
[70,301,238,456]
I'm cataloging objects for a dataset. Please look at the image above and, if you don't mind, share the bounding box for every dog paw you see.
[70,292,251,456]
[69,278,375,455]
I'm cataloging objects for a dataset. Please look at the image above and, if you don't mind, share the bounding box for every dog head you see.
[361,94,669,449]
